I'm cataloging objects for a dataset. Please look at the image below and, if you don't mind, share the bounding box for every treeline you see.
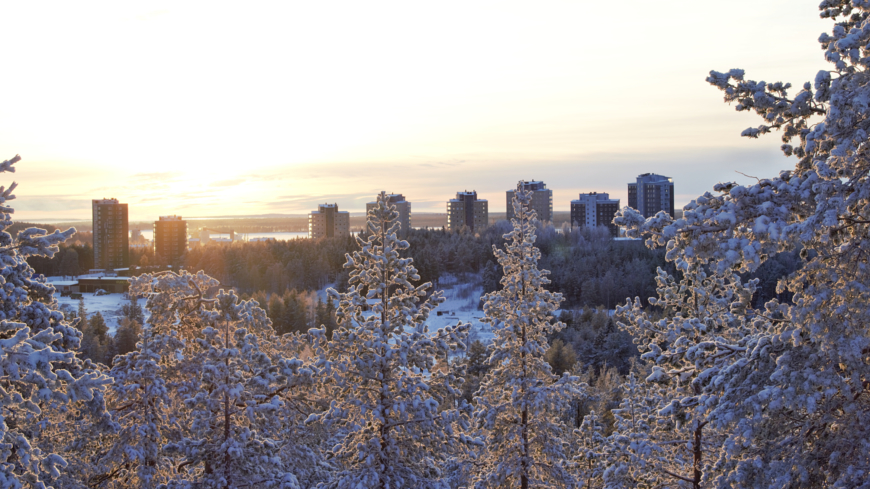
[183,236,356,292]
[28,242,95,276]
[243,289,338,339]
[27,223,800,312]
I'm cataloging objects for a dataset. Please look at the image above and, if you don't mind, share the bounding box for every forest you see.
[8,4,870,487]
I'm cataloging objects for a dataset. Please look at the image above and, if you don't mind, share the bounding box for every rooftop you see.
[572,192,619,203]
[368,193,408,204]
[634,173,673,183]
[509,180,547,191]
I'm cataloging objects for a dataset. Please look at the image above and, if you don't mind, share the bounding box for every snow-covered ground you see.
[426,274,492,345]
[44,273,494,345]
[314,274,493,348]
[48,276,131,334]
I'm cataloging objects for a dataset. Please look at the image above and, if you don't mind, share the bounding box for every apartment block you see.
[366,194,411,235]
[628,173,674,218]
[447,191,488,232]
[92,198,129,270]
[506,180,553,222]
[308,203,350,239]
[570,192,620,236]
[154,215,188,264]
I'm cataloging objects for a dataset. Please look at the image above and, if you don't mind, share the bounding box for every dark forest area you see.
[26,221,799,311]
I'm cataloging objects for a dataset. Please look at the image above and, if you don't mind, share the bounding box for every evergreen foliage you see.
[310,191,469,489]
[607,3,870,486]
[472,182,579,489]
[0,154,111,487]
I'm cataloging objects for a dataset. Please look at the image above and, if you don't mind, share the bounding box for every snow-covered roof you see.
[78,276,131,282]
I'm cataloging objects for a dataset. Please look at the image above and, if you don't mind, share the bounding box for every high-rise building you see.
[628,173,674,218]
[447,191,488,232]
[506,180,552,222]
[92,198,129,270]
[308,203,350,239]
[366,194,411,235]
[154,215,188,264]
[570,192,620,236]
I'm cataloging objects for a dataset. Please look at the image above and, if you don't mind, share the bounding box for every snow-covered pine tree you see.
[613,2,870,485]
[607,265,752,488]
[309,191,469,489]
[152,276,303,488]
[598,370,659,488]
[472,182,578,489]
[0,154,111,487]
[574,409,606,489]
[99,326,183,488]
[95,270,317,488]
[92,272,195,488]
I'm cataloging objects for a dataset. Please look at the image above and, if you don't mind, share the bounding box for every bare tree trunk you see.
[692,422,704,489]
[224,318,232,489]
[520,215,529,489]
[521,406,529,489]
[377,216,389,489]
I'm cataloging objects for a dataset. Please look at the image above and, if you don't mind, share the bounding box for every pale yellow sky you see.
[1,0,828,220]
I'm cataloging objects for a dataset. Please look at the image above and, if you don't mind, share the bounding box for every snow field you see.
[47,276,137,334]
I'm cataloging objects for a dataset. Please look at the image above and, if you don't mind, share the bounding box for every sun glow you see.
[1,0,829,220]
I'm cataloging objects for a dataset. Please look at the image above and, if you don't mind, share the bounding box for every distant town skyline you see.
[3,0,828,220]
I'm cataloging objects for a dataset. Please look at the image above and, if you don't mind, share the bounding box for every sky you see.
[2,0,831,221]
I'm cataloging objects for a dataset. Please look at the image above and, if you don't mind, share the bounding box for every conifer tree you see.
[78,296,87,325]
[609,266,744,488]
[612,3,870,484]
[164,287,301,488]
[112,317,141,357]
[0,154,111,487]
[122,294,144,325]
[472,182,578,489]
[99,270,317,488]
[323,294,337,340]
[310,191,469,489]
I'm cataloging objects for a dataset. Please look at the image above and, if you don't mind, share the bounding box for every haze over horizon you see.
[3,0,828,221]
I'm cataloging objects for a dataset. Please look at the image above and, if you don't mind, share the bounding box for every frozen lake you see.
[136,230,309,241]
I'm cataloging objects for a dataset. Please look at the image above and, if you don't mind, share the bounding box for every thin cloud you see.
[210,179,244,188]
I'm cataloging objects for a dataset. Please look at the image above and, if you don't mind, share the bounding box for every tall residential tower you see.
[506,180,552,222]
[308,203,350,239]
[447,191,488,232]
[366,194,411,235]
[92,198,128,270]
[628,173,674,218]
[154,215,188,264]
[570,192,620,236]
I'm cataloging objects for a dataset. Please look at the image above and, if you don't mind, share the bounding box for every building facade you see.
[366,194,411,235]
[447,191,488,232]
[92,198,128,270]
[628,173,674,218]
[506,180,553,222]
[570,192,620,236]
[308,203,350,239]
[154,215,188,264]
